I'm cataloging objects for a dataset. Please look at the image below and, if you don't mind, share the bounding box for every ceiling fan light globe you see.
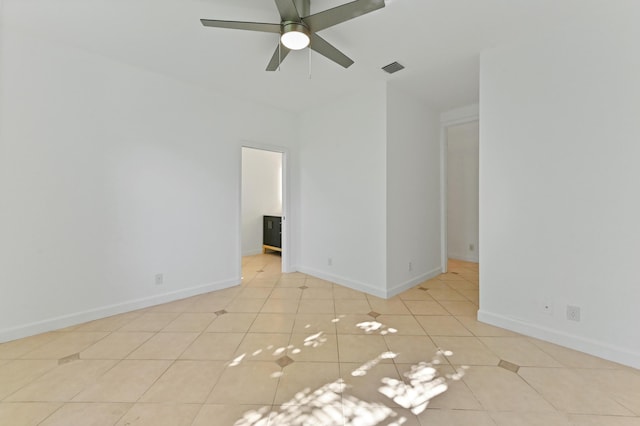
[281,22,310,50]
[281,30,310,50]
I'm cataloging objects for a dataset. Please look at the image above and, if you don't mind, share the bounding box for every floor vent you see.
[382,61,405,74]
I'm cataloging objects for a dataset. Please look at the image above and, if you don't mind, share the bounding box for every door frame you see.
[239,143,291,275]
[439,105,479,273]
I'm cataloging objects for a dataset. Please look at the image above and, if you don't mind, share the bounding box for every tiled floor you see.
[1,255,639,425]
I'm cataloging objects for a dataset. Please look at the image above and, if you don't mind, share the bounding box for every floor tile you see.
[430,336,500,365]
[292,314,337,334]
[207,361,281,405]
[179,333,244,360]
[332,286,368,299]
[529,339,627,369]
[573,368,640,415]
[404,301,449,316]
[289,332,339,362]
[224,298,265,313]
[80,332,153,360]
[205,313,257,333]
[139,360,225,403]
[301,287,334,299]
[298,299,335,314]
[269,287,303,299]
[126,332,199,360]
[274,362,340,404]
[337,334,389,363]
[490,411,572,426]
[519,367,633,415]
[234,333,291,362]
[21,332,109,360]
[479,337,563,367]
[455,316,519,337]
[341,362,403,408]
[367,297,412,315]
[383,335,438,364]
[373,315,426,335]
[191,404,266,426]
[161,313,216,332]
[463,366,556,412]
[114,403,200,426]
[4,256,640,426]
[0,333,60,359]
[38,403,131,426]
[0,360,57,399]
[73,360,171,402]
[334,299,371,314]
[417,408,498,426]
[117,313,180,332]
[248,313,295,333]
[416,316,473,336]
[6,360,116,402]
[567,415,640,425]
[260,298,300,313]
[0,402,61,426]
[439,300,478,316]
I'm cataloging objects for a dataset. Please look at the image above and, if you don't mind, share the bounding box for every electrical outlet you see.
[567,305,581,322]
[327,257,332,266]
[155,273,164,285]
[408,261,413,271]
[542,298,554,315]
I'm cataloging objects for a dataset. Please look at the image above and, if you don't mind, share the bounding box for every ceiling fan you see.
[201,0,385,71]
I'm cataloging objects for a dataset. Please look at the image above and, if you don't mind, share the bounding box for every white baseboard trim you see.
[448,253,479,263]
[386,267,442,298]
[0,278,240,344]
[296,266,387,298]
[478,310,640,369]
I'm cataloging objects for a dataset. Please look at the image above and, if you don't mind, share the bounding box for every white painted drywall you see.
[447,121,479,262]
[479,2,640,368]
[298,84,388,296]
[0,27,297,341]
[386,86,442,295]
[241,148,282,256]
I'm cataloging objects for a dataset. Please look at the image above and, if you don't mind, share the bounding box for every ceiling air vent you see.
[382,61,405,74]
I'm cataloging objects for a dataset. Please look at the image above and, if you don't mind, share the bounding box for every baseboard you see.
[386,266,442,298]
[448,253,479,263]
[296,266,387,298]
[0,278,240,344]
[478,310,640,369]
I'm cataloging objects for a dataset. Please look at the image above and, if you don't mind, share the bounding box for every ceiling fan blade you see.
[274,0,301,21]
[303,0,385,32]
[200,19,281,33]
[266,43,292,71]
[309,33,354,68]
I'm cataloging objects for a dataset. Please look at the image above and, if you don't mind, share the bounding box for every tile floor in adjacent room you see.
[1,254,639,425]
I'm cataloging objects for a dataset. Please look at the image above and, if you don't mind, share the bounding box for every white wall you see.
[386,86,442,295]
[447,121,479,262]
[241,148,282,256]
[479,2,640,368]
[298,84,388,296]
[0,28,297,341]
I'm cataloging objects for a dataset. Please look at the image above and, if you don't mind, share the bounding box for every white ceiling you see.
[4,0,593,113]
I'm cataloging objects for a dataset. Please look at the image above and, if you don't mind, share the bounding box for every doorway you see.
[440,109,479,273]
[240,146,287,274]
[446,121,479,263]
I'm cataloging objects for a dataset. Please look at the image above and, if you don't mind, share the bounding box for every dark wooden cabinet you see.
[263,215,282,253]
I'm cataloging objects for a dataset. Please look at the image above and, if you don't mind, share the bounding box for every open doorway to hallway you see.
[241,146,285,276]
[446,121,479,264]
